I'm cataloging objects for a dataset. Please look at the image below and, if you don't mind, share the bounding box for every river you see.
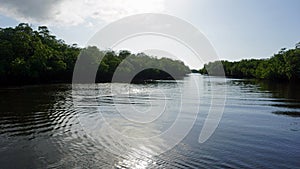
[0,74,299,168]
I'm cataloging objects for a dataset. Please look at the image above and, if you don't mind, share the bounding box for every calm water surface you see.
[0,74,299,168]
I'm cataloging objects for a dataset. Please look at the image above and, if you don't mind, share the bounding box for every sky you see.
[0,0,299,68]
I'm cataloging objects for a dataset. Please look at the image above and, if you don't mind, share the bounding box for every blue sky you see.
[0,0,299,67]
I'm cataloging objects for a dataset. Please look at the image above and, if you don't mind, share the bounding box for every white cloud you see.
[0,0,166,26]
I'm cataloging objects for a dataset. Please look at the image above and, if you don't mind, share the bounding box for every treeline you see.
[0,23,190,85]
[199,44,300,81]
[77,46,190,82]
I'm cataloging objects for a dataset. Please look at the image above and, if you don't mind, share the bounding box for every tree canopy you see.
[0,23,190,85]
[199,44,300,81]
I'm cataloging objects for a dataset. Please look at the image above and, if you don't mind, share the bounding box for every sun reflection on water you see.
[115,146,156,169]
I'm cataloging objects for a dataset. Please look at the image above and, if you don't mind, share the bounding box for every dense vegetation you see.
[199,44,300,81]
[0,23,190,85]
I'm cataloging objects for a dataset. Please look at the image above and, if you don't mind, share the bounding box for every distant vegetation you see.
[0,23,190,85]
[2,23,299,85]
[199,43,300,81]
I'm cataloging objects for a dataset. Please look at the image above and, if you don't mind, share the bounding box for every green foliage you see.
[95,49,190,82]
[0,23,190,85]
[0,23,80,84]
[199,43,300,81]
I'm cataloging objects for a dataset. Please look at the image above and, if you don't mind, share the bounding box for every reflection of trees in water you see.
[0,85,75,168]
[256,80,300,100]
[272,111,300,117]
[229,79,300,118]
[0,84,71,137]
[259,80,300,117]
[258,81,300,118]
[230,79,300,100]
